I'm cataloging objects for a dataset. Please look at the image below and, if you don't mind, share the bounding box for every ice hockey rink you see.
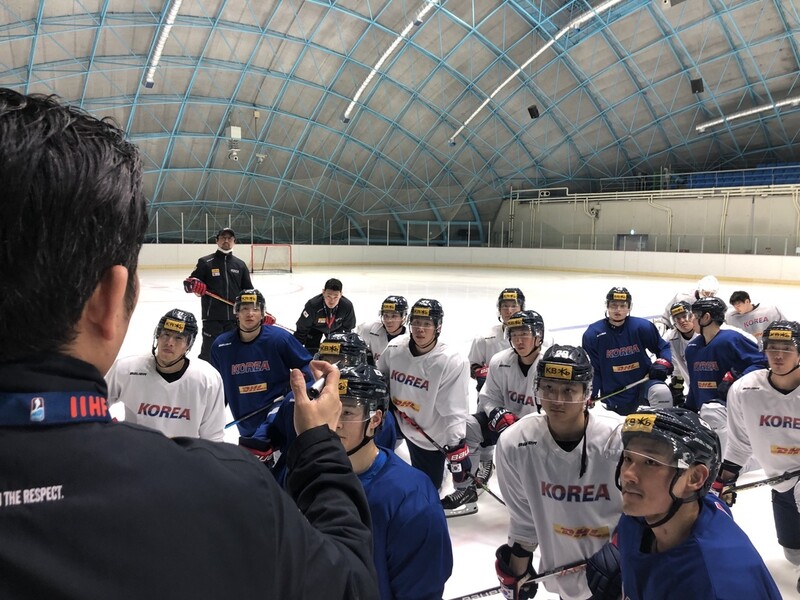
[125,263,798,599]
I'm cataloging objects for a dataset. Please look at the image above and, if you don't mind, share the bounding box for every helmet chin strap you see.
[644,469,700,529]
[346,421,374,456]
[151,344,186,370]
[770,363,800,377]
[238,319,262,334]
[517,337,542,359]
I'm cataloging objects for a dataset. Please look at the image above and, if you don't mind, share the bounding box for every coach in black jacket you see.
[184,227,253,360]
[294,278,357,354]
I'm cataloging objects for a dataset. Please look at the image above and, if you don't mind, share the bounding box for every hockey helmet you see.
[669,300,693,325]
[505,310,545,341]
[696,275,719,297]
[380,295,409,317]
[234,289,266,314]
[606,287,632,307]
[497,288,526,310]
[410,298,444,330]
[761,320,800,352]
[536,344,593,384]
[620,407,721,497]
[316,332,370,367]
[338,363,389,413]
[154,308,198,350]
[691,296,727,324]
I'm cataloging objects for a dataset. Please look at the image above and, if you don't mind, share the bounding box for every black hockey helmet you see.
[619,407,721,499]
[497,288,526,310]
[154,308,198,350]
[380,295,409,317]
[536,344,593,385]
[338,363,389,413]
[410,298,444,330]
[606,286,632,307]
[691,296,727,324]
[316,332,370,367]
[505,310,545,341]
[761,320,800,352]
[669,300,692,324]
[234,289,266,314]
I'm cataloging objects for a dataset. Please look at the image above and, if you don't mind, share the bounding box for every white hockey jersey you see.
[726,369,800,493]
[468,323,508,367]
[495,411,624,600]
[726,304,787,340]
[106,355,225,442]
[377,337,469,450]
[356,320,403,363]
[478,347,548,418]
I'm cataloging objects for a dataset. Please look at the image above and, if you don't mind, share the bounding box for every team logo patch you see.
[240,294,257,304]
[382,302,396,311]
[768,329,792,340]
[507,317,524,328]
[317,317,327,324]
[339,379,349,395]
[163,318,185,333]
[670,305,687,316]
[412,307,430,317]
[320,342,342,355]
[502,292,518,300]
[238,383,267,394]
[543,363,573,380]
[698,381,718,389]
[553,524,610,539]
[211,268,221,277]
[612,362,639,373]
[30,397,45,422]
[611,292,628,301]
[623,413,656,433]
[772,445,800,455]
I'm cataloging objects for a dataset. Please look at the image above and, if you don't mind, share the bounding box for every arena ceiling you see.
[1,0,798,243]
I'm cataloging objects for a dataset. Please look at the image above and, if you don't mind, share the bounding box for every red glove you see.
[472,364,489,380]
[495,544,538,600]
[183,277,207,296]
[648,358,673,381]
[239,437,275,467]
[489,408,518,433]
[444,440,472,484]
[263,313,277,325]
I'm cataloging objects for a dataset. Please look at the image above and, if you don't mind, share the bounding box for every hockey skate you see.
[442,485,478,518]
[475,460,494,494]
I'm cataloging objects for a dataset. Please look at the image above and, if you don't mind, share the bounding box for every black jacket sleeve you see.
[294,299,316,345]
[340,297,356,332]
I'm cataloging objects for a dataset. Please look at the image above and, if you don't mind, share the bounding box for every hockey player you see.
[0,89,377,598]
[684,296,766,451]
[335,363,453,600]
[582,287,673,415]
[356,295,408,363]
[719,320,800,592]
[183,227,253,361]
[726,290,787,340]
[316,331,373,366]
[377,298,471,493]
[210,289,313,438]
[657,274,719,330]
[445,310,550,515]
[494,345,624,600]
[614,406,780,599]
[294,278,357,354]
[106,309,225,441]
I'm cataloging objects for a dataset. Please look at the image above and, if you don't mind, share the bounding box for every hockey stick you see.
[446,559,587,600]
[595,376,649,405]
[224,376,326,429]
[201,290,295,332]
[725,468,800,494]
[397,411,506,507]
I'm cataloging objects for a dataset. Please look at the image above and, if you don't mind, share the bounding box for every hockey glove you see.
[585,538,621,600]
[472,364,490,380]
[239,436,275,467]
[263,313,277,326]
[489,408,519,434]
[495,543,538,600]
[183,277,207,297]
[716,371,735,403]
[668,375,685,407]
[648,358,673,382]
[711,460,741,507]
[444,440,472,485]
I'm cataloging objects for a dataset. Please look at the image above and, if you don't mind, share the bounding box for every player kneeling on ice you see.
[335,363,453,600]
[106,308,225,441]
[494,344,624,600]
[614,407,781,599]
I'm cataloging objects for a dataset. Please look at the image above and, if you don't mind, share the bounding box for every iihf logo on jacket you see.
[30,397,45,422]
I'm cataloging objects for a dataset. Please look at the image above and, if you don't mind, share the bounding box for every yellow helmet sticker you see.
[507,317,524,328]
[768,329,792,340]
[338,379,348,395]
[382,302,396,311]
[612,292,628,301]
[412,307,430,316]
[502,291,518,300]
[319,342,342,355]
[163,318,185,333]
[623,413,657,433]
[240,294,258,304]
[543,363,573,380]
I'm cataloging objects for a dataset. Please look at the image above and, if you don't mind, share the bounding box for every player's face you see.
[236,304,263,329]
[156,331,189,361]
[619,437,685,519]
[537,379,586,424]
[335,399,374,453]
[499,300,521,323]
[765,341,800,376]
[672,311,695,334]
[381,311,404,334]
[410,317,437,346]
[732,300,752,315]
[606,301,629,325]
[509,327,537,355]
[216,233,235,251]
[323,289,342,309]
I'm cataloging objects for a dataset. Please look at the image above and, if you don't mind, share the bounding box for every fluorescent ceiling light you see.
[143,0,184,88]
[695,94,800,133]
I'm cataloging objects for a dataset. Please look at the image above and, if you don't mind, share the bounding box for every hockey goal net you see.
[250,244,293,273]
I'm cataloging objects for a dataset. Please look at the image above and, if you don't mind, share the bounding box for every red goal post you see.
[249,244,293,273]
